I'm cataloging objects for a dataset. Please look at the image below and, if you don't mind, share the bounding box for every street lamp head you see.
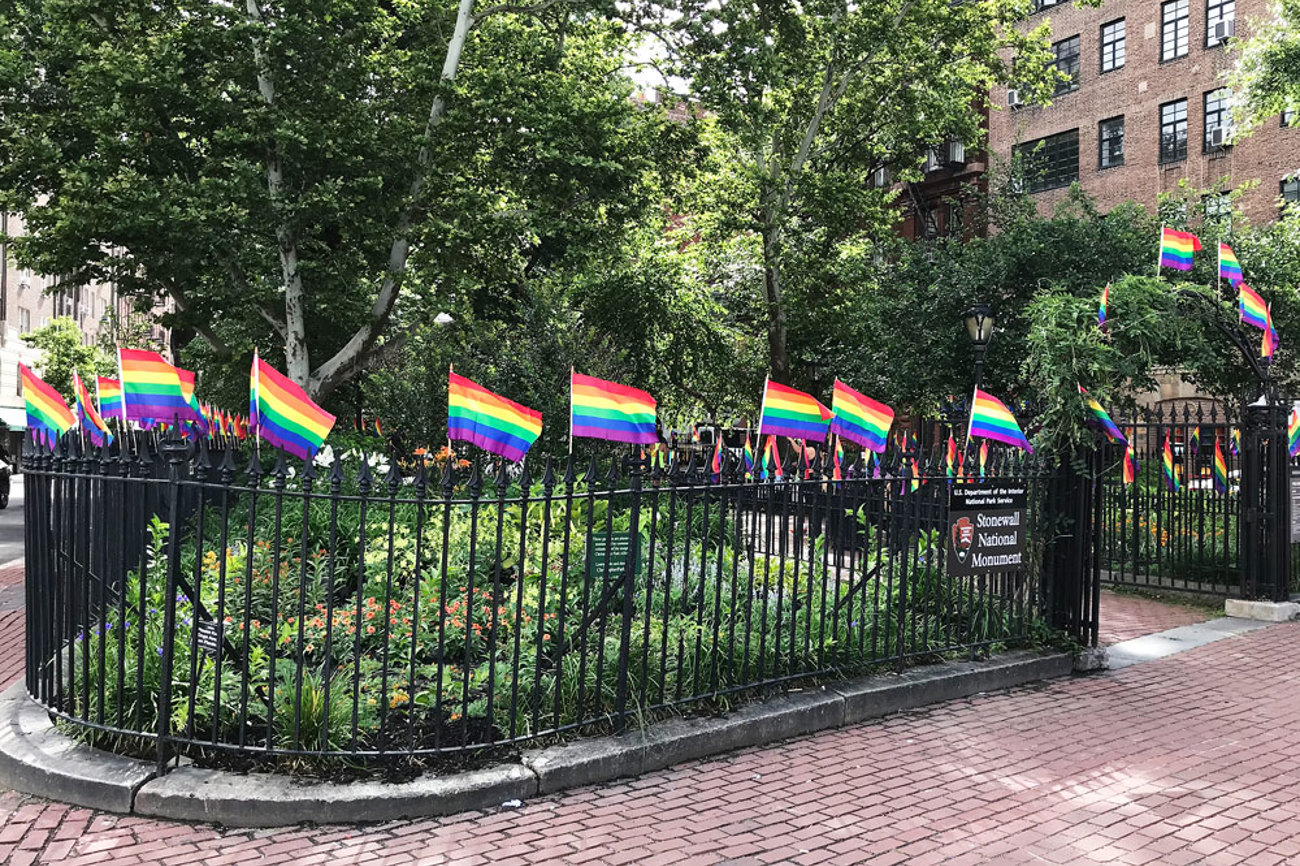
[433,312,454,326]
[964,304,996,347]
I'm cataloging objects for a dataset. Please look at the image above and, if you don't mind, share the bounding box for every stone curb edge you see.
[0,650,1072,827]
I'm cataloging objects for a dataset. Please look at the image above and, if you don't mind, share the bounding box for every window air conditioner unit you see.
[1007,89,1024,109]
[923,148,941,173]
[1212,19,1235,44]
[1209,125,1233,149]
[943,140,967,167]
[870,166,891,188]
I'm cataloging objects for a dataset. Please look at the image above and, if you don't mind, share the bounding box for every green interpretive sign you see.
[586,531,645,580]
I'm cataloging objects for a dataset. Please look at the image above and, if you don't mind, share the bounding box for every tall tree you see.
[0,0,671,400]
[641,0,1055,381]
[1229,0,1300,139]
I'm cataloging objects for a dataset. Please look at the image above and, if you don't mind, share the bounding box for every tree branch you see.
[166,284,233,359]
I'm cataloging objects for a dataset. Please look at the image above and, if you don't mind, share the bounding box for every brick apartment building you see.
[988,0,1298,226]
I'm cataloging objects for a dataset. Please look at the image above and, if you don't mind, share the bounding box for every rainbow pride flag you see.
[96,376,124,422]
[570,372,657,445]
[175,367,208,435]
[73,371,112,447]
[833,436,845,481]
[945,435,957,479]
[1218,242,1243,284]
[1289,409,1300,458]
[1163,433,1179,492]
[119,349,196,423]
[1123,443,1137,486]
[250,353,336,460]
[1231,427,1240,456]
[968,388,1032,453]
[764,434,783,480]
[1098,284,1109,331]
[1262,305,1279,360]
[1159,227,1201,271]
[759,379,832,442]
[829,379,893,453]
[1189,425,1200,454]
[711,435,723,475]
[447,371,542,463]
[20,363,75,446]
[1079,386,1126,446]
[979,440,989,481]
[1213,437,1229,494]
[743,433,756,479]
[1239,284,1269,330]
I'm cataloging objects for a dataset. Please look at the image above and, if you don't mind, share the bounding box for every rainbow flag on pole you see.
[73,371,112,446]
[447,371,542,463]
[1163,433,1179,492]
[763,434,783,480]
[968,388,1032,453]
[250,353,336,460]
[1218,242,1244,284]
[1262,305,1279,360]
[570,372,657,445]
[1213,437,1229,494]
[1122,443,1138,486]
[829,379,893,453]
[1159,226,1201,271]
[1098,284,1109,331]
[1289,409,1300,458]
[978,440,989,481]
[1079,386,1126,446]
[19,363,75,446]
[945,435,957,479]
[1239,284,1269,330]
[743,433,756,479]
[119,349,196,423]
[96,376,124,422]
[758,378,832,442]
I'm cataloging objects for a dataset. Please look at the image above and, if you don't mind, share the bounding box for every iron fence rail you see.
[24,431,1056,769]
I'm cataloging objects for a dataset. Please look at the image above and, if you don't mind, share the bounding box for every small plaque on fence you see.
[1291,472,1300,544]
[946,484,1028,577]
[586,531,644,580]
[195,619,222,659]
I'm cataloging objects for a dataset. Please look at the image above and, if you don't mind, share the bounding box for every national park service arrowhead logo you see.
[951,516,974,564]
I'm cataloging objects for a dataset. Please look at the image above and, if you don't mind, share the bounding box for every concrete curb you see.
[0,650,1072,825]
[0,683,154,813]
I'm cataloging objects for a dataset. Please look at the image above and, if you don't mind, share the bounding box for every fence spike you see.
[468,455,484,497]
[541,455,556,491]
[518,456,532,490]
[357,451,373,495]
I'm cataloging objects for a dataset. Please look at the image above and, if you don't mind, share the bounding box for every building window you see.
[1013,129,1080,193]
[1099,116,1125,168]
[18,308,29,332]
[1100,19,1126,72]
[1162,0,1190,62]
[1204,88,1232,151]
[945,200,964,237]
[1203,192,1231,223]
[1284,110,1296,128]
[1206,0,1235,46]
[1283,177,1300,206]
[1032,0,1062,11]
[1052,36,1081,95]
[1160,99,1188,164]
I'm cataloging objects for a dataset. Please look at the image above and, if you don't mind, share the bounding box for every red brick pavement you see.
[1096,589,1215,647]
[0,576,1296,865]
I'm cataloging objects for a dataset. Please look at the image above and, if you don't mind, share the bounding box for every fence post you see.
[613,452,644,733]
[1240,399,1291,601]
[155,429,191,776]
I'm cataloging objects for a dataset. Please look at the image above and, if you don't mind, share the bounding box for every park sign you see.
[946,483,1028,576]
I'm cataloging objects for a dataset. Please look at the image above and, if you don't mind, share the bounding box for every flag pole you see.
[447,363,455,460]
[1156,225,1164,277]
[568,366,575,455]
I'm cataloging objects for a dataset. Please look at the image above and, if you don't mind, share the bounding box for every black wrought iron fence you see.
[1099,403,1241,594]
[25,430,1059,771]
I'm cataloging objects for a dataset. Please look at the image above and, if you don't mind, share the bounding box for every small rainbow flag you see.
[1123,443,1138,486]
[250,353,336,460]
[764,434,783,480]
[1289,409,1300,458]
[1239,284,1269,330]
[1213,437,1229,494]
[1098,284,1109,331]
[20,363,76,446]
[758,378,832,442]
[570,372,657,445]
[979,440,989,481]
[1189,425,1200,454]
[1219,242,1243,284]
[73,371,112,447]
[448,371,542,463]
[175,367,208,436]
[119,348,196,423]
[96,376,124,422]
[829,379,893,453]
[1262,305,1279,360]
[1080,386,1126,446]
[1231,427,1240,455]
[742,433,755,479]
[1159,226,1201,271]
[1163,433,1179,492]
[833,436,844,481]
[711,434,723,476]
[909,458,922,492]
[945,435,957,479]
[968,388,1032,453]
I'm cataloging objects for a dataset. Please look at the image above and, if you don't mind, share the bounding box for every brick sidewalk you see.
[1096,588,1215,646]
[0,593,1296,864]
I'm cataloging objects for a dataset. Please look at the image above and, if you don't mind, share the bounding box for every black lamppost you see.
[964,304,996,391]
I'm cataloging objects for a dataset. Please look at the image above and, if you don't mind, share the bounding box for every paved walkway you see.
[6,573,1299,865]
[1096,588,1217,647]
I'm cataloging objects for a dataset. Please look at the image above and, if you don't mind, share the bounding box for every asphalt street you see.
[0,474,24,567]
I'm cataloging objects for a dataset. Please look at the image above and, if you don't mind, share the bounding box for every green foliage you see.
[19,317,114,401]
[1228,0,1300,135]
